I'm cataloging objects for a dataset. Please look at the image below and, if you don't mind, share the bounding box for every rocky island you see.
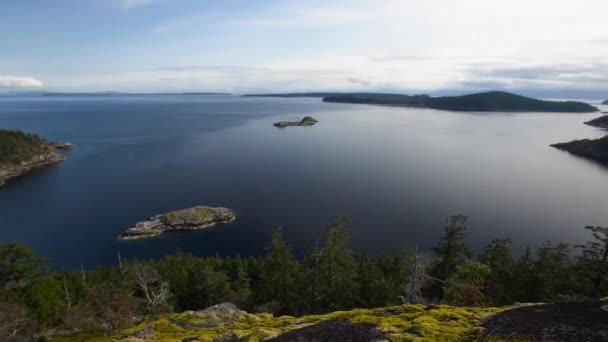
[603,100,608,105]
[0,129,68,186]
[119,206,236,240]
[584,115,608,129]
[551,135,608,165]
[273,116,318,128]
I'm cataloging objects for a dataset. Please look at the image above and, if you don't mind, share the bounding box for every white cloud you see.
[45,0,608,93]
[0,76,43,89]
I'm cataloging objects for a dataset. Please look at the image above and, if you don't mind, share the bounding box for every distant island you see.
[0,130,69,186]
[245,91,597,113]
[42,92,230,96]
[243,92,338,98]
[584,115,608,129]
[273,116,318,127]
[323,91,598,113]
[119,206,236,240]
[551,136,608,164]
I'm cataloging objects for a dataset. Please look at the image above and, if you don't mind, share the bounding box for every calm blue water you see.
[1,95,607,270]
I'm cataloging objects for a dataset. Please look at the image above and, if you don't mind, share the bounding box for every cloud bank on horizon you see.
[0,76,43,89]
[1,0,607,96]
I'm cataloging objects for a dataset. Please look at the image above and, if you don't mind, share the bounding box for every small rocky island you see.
[551,135,608,165]
[584,115,608,129]
[119,206,236,240]
[51,142,73,149]
[273,116,318,128]
[0,129,69,186]
[602,100,608,105]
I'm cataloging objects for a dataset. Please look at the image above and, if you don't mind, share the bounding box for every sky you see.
[1,0,608,96]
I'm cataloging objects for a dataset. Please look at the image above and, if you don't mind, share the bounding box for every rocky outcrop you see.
[273,116,318,128]
[88,303,504,342]
[0,150,65,186]
[585,115,608,129]
[602,100,608,105]
[119,206,236,240]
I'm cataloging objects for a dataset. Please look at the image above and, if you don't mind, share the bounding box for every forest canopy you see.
[0,129,51,165]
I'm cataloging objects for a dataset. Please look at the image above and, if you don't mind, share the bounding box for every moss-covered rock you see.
[56,303,507,342]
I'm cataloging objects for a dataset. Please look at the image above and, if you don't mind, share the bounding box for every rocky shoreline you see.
[119,206,236,240]
[273,116,318,127]
[0,150,66,186]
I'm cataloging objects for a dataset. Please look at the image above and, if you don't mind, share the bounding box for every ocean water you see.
[1,95,607,269]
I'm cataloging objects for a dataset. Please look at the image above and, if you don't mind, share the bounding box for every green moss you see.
[56,304,508,342]
[165,207,213,222]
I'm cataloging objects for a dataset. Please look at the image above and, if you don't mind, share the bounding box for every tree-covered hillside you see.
[0,129,52,165]
[322,91,598,113]
[323,93,431,106]
[428,91,597,112]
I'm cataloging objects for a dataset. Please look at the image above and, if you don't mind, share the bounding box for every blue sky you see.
[1,0,608,95]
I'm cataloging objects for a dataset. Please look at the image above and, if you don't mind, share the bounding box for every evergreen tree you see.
[430,215,469,299]
[534,242,573,301]
[478,238,514,305]
[355,256,393,307]
[443,260,489,306]
[0,243,47,290]
[576,226,608,297]
[257,227,298,313]
[317,218,358,311]
[228,256,252,307]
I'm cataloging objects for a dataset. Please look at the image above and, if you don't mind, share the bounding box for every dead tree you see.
[127,263,171,313]
[402,249,430,304]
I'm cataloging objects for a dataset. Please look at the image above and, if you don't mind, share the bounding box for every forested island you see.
[0,130,68,186]
[323,91,598,113]
[551,135,608,164]
[243,92,338,98]
[2,217,608,341]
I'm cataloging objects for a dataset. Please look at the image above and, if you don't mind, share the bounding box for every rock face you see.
[481,301,608,341]
[585,115,608,129]
[273,116,318,128]
[119,206,236,240]
[0,151,65,186]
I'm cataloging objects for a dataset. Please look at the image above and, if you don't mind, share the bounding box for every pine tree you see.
[576,226,608,297]
[317,218,358,311]
[478,238,514,305]
[257,227,298,313]
[430,215,469,299]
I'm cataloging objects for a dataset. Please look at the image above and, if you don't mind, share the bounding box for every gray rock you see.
[119,206,236,240]
[273,116,318,127]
